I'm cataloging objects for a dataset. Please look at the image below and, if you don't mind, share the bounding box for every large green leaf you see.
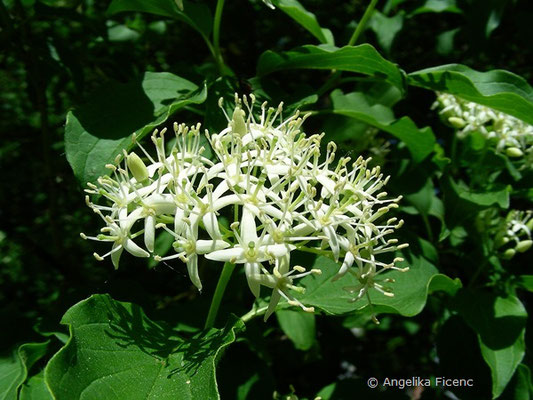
[0,341,49,400]
[271,0,334,45]
[257,44,406,94]
[276,310,316,351]
[330,90,435,162]
[107,0,212,37]
[65,72,207,185]
[20,371,53,400]
[289,254,461,317]
[408,64,533,125]
[44,294,243,400]
[455,290,527,399]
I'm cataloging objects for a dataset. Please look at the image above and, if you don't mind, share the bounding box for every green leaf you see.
[257,44,406,94]
[455,290,527,399]
[20,371,53,400]
[517,275,533,293]
[276,310,316,351]
[410,0,462,15]
[436,28,460,56]
[444,176,510,211]
[0,341,49,400]
[65,72,207,185]
[44,294,243,400]
[368,11,404,53]
[408,64,533,125]
[107,0,212,37]
[330,90,435,162]
[288,254,461,317]
[271,0,334,45]
[509,364,533,400]
[404,178,435,215]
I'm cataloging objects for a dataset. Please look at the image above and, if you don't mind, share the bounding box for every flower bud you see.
[448,117,466,129]
[230,107,247,136]
[505,147,524,158]
[127,153,149,182]
[516,240,532,253]
[502,248,516,259]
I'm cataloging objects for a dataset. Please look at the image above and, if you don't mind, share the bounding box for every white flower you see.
[83,94,408,319]
[206,208,294,297]
[250,254,320,321]
[433,93,533,167]
[495,210,533,259]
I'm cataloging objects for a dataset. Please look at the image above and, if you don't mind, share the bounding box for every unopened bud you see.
[505,147,523,158]
[502,248,516,260]
[448,117,466,129]
[127,153,149,182]
[516,240,532,253]
[230,107,247,136]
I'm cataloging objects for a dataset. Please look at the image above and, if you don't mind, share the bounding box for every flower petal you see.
[111,243,123,270]
[203,211,222,240]
[245,262,261,297]
[264,289,281,321]
[144,215,155,252]
[196,240,231,254]
[241,207,258,244]
[205,247,245,263]
[187,254,202,291]
[123,238,150,258]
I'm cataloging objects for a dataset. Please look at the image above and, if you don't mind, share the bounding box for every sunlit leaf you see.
[276,310,316,351]
[45,294,243,400]
[0,341,49,400]
[330,90,435,162]
[257,44,406,94]
[408,64,533,125]
[20,371,53,400]
[287,255,461,317]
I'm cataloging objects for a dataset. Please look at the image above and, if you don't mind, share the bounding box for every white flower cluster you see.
[495,210,533,259]
[433,93,533,164]
[82,95,407,320]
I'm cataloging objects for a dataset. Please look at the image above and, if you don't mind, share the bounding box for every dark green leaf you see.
[330,90,435,162]
[445,177,510,209]
[276,310,316,351]
[368,11,404,53]
[455,290,527,398]
[404,178,435,215]
[408,64,533,125]
[436,28,460,56]
[517,275,533,292]
[257,44,406,94]
[45,294,243,400]
[410,0,462,15]
[65,72,207,185]
[271,0,334,45]
[107,0,212,37]
[0,341,49,400]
